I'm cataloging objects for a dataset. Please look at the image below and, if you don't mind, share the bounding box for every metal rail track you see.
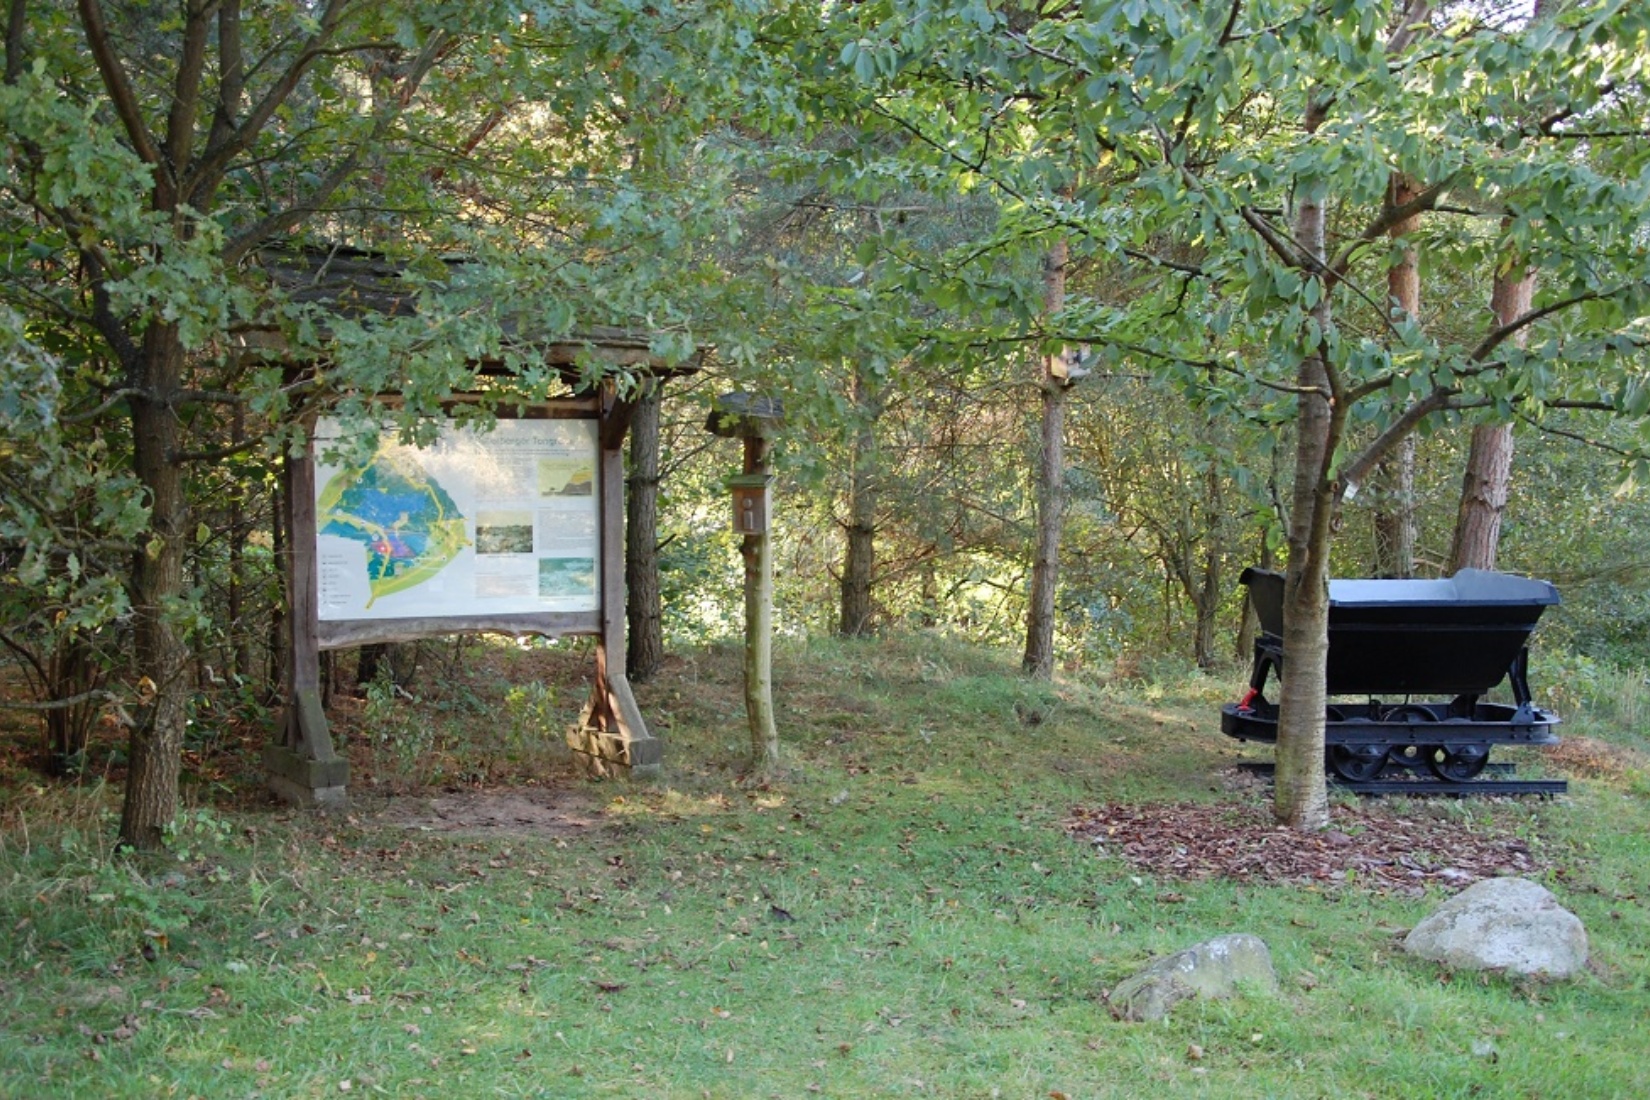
[1237,762,1567,797]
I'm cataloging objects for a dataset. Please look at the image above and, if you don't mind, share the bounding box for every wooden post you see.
[569,393,660,778]
[740,437,779,769]
[706,393,785,772]
[265,444,349,807]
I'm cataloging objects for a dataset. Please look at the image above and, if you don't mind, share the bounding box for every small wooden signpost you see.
[707,393,785,769]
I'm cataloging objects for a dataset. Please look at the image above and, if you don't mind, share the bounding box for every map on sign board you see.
[313,418,600,621]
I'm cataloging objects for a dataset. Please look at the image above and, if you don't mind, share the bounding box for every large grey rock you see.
[1109,933,1278,1022]
[1403,877,1588,979]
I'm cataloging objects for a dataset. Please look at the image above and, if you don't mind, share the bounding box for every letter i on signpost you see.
[706,393,785,771]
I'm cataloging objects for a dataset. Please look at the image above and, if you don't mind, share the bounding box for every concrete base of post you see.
[262,745,349,809]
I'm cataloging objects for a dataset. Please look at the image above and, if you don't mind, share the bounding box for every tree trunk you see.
[119,326,190,851]
[1371,173,1421,578]
[355,644,385,689]
[268,466,287,706]
[839,363,878,637]
[1273,104,1337,830]
[1235,534,1275,662]
[1450,422,1514,571]
[1371,435,1416,577]
[740,438,779,770]
[227,404,252,682]
[1191,452,1223,669]
[625,382,664,680]
[1022,238,1068,680]
[1447,0,1555,574]
[919,551,938,628]
[1449,258,1532,572]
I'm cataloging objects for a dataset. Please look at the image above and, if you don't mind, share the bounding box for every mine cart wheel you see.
[1380,705,1438,770]
[1427,743,1490,782]
[1328,744,1388,782]
[1385,743,1427,769]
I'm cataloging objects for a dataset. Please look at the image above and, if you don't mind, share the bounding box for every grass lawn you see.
[1,634,1646,1098]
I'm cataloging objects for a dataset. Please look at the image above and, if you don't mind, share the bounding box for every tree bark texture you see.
[625,382,664,680]
[1449,253,1533,572]
[1447,0,1558,572]
[1274,103,1336,831]
[741,438,779,769]
[1450,422,1515,571]
[1372,435,1417,577]
[1022,238,1068,680]
[1191,459,1223,670]
[1371,173,1421,578]
[839,363,878,637]
[119,325,190,850]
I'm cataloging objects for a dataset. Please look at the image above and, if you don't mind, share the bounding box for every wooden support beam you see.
[268,444,348,807]
[569,414,659,776]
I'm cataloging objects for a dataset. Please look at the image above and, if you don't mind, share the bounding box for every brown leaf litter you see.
[1066,792,1556,895]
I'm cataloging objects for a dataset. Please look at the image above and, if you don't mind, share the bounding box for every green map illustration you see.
[317,444,470,607]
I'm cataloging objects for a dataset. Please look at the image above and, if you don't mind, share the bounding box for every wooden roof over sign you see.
[237,244,704,376]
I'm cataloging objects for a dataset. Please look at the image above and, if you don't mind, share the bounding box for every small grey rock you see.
[1109,933,1278,1022]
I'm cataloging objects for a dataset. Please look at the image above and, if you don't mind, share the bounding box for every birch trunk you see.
[1273,102,1336,830]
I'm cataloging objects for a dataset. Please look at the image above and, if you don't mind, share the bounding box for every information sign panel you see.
[312,417,601,621]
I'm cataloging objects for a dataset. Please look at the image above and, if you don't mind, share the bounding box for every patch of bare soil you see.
[1067,788,1554,896]
[372,787,608,838]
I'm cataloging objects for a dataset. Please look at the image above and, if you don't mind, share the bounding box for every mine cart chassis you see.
[1221,568,1566,795]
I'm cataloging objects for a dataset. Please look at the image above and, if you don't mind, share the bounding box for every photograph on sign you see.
[313,417,600,621]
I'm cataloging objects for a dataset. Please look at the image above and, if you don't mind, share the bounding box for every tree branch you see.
[1328,177,1451,280]
[221,27,454,263]
[76,0,166,175]
[0,688,119,712]
[1467,287,1614,362]
[163,0,218,188]
[172,436,264,464]
[60,386,144,424]
[1339,388,1482,495]
[183,0,354,203]
[5,0,26,82]
[209,0,244,151]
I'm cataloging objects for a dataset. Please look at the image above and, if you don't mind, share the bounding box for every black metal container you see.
[1222,567,1564,790]
[1240,567,1558,696]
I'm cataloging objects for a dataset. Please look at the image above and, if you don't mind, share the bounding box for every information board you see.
[312,417,601,621]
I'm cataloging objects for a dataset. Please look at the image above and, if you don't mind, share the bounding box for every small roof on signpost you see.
[706,392,786,439]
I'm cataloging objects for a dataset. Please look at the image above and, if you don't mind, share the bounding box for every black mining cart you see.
[1221,567,1566,794]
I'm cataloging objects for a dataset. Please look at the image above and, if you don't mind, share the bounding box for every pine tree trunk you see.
[1371,174,1421,578]
[227,404,252,682]
[1450,422,1514,571]
[919,551,938,628]
[1022,239,1067,680]
[839,364,878,637]
[119,325,190,851]
[625,383,664,680]
[1446,0,1556,573]
[1449,245,1534,573]
[1371,434,1416,577]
